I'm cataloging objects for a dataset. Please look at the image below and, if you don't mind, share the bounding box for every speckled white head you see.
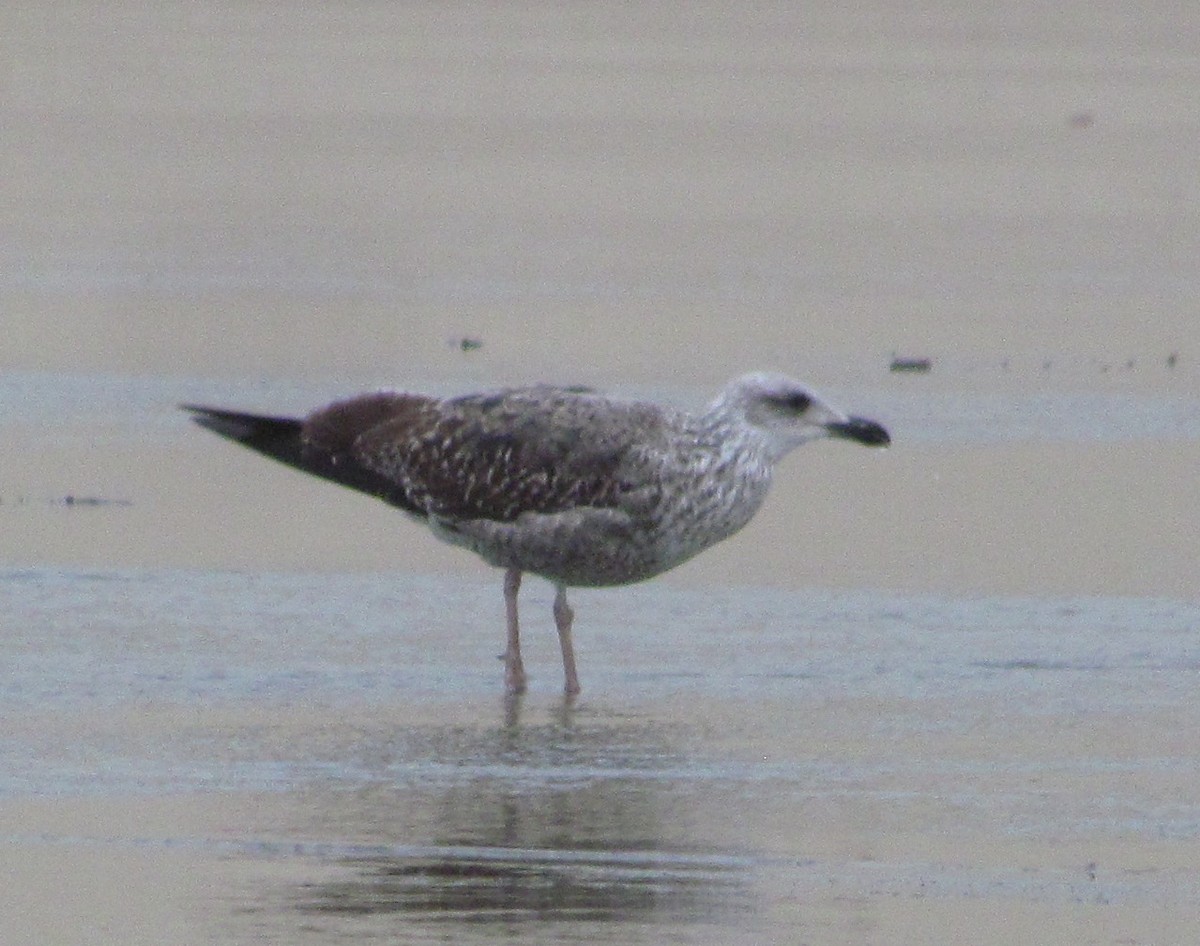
[708,372,890,461]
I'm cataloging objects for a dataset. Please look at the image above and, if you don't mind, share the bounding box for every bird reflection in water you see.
[294,846,748,926]
[289,695,751,931]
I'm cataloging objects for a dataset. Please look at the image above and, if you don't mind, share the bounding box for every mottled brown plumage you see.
[347,386,652,523]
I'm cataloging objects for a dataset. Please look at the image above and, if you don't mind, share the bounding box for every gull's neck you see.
[693,389,777,465]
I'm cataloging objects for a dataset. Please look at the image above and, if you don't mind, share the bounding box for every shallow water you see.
[2,371,1198,944]
[4,568,1200,942]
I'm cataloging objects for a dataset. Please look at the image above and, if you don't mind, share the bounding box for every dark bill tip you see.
[827,416,891,447]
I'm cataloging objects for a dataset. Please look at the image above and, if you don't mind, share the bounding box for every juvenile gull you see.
[183,373,889,695]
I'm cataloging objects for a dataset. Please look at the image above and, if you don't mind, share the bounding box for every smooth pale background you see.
[1,2,1198,944]
[2,0,1198,595]
[4,1,1198,380]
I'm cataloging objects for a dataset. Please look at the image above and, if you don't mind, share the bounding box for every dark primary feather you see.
[182,400,417,509]
[182,404,306,468]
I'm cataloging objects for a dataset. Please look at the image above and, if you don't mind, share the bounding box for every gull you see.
[183,373,889,695]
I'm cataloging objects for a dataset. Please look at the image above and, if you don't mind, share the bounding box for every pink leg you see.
[553,585,581,696]
[503,568,527,695]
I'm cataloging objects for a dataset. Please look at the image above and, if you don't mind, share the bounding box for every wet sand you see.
[3,2,1200,944]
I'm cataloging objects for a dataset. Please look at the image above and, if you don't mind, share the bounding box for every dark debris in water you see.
[0,495,133,508]
[972,658,1106,673]
[889,350,1186,375]
[60,495,133,508]
[889,356,933,374]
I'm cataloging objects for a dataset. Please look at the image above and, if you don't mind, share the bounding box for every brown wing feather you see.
[297,393,438,512]
[352,386,664,522]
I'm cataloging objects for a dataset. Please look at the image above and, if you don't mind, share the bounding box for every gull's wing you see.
[351,386,666,522]
[186,386,666,523]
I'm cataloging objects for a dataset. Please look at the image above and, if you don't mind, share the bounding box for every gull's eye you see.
[766,391,812,414]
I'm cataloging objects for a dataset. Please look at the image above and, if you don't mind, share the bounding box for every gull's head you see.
[711,372,890,460]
